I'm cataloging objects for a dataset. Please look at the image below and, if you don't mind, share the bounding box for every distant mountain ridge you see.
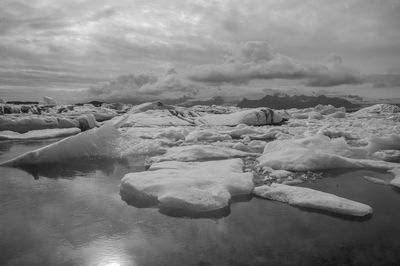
[237,94,359,109]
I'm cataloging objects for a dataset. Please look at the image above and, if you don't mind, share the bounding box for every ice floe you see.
[120,158,254,213]
[253,183,372,217]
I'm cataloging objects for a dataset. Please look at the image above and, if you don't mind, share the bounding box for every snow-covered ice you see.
[253,183,372,217]
[120,158,254,213]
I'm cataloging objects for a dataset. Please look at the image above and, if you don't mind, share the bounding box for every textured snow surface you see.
[0,128,81,140]
[253,184,372,216]
[120,159,254,213]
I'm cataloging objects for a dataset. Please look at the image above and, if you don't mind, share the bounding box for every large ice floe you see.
[253,184,372,217]
[120,159,254,215]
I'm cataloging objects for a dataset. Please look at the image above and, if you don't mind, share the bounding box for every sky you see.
[0,0,399,103]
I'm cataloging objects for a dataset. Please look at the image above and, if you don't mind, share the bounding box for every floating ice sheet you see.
[120,158,254,214]
[253,183,372,217]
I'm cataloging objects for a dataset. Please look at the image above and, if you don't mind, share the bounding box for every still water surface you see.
[1,140,400,266]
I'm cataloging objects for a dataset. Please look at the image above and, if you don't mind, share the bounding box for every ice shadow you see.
[390,186,400,194]
[14,157,131,180]
[120,190,253,219]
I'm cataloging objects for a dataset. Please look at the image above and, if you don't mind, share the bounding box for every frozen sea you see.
[1,139,400,266]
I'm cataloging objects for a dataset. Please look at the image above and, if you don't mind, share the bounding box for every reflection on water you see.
[17,157,131,180]
[1,141,400,265]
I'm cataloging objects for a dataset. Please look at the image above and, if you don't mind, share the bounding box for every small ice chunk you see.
[0,128,80,140]
[253,184,372,217]
[150,144,259,163]
[120,159,254,213]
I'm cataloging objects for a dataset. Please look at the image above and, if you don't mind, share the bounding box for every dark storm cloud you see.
[188,42,363,87]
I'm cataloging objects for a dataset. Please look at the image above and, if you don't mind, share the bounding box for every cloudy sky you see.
[1,0,399,103]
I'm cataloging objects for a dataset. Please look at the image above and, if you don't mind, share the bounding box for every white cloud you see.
[88,69,204,102]
[188,41,363,87]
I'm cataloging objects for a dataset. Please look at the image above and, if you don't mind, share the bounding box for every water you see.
[1,141,400,265]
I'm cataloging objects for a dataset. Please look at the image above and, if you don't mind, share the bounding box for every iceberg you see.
[0,128,81,140]
[253,184,372,217]
[150,144,259,163]
[0,118,124,166]
[120,159,254,213]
